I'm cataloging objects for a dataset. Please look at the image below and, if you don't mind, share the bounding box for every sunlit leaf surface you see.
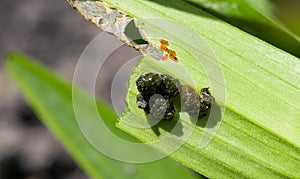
[6,53,199,179]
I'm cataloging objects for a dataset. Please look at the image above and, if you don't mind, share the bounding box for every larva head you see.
[136,73,162,94]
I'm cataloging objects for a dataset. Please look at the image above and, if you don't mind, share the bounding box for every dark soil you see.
[0,0,99,178]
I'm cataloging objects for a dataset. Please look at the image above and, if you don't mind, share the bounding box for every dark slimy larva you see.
[136,73,162,95]
[136,73,180,120]
[179,85,201,119]
[136,73,214,121]
[148,95,175,121]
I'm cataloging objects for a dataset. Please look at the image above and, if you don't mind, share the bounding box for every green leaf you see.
[78,0,300,178]
[66,0,300,58]
[164,0,300,57]
[6,53,199,179]
[100,0,300,144]
[120,57,300,178]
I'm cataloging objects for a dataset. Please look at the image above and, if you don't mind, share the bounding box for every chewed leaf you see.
[119,56,300,178]
[90,1,300,178]
[6,53,200,179]
[66,0,300,178]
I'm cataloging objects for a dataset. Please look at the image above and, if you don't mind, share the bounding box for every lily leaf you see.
[67,0,300,58]
[68,0,300,178]
[6,53,199,179]
[181,0,300,57]
[120,56,300,178]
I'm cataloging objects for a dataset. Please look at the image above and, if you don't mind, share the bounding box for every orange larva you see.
[169,55,178,62]
[160,45,168,51]
[159,39,179,62]
[162,54,169,61]
[160,39,169,46]
[167,49,176,56]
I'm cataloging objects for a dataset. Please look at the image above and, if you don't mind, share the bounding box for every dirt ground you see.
[0,0,139,178]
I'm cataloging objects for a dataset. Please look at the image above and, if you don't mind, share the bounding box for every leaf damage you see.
[67,0,163,60]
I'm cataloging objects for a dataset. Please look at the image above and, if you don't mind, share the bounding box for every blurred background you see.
[0,0,299,178]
